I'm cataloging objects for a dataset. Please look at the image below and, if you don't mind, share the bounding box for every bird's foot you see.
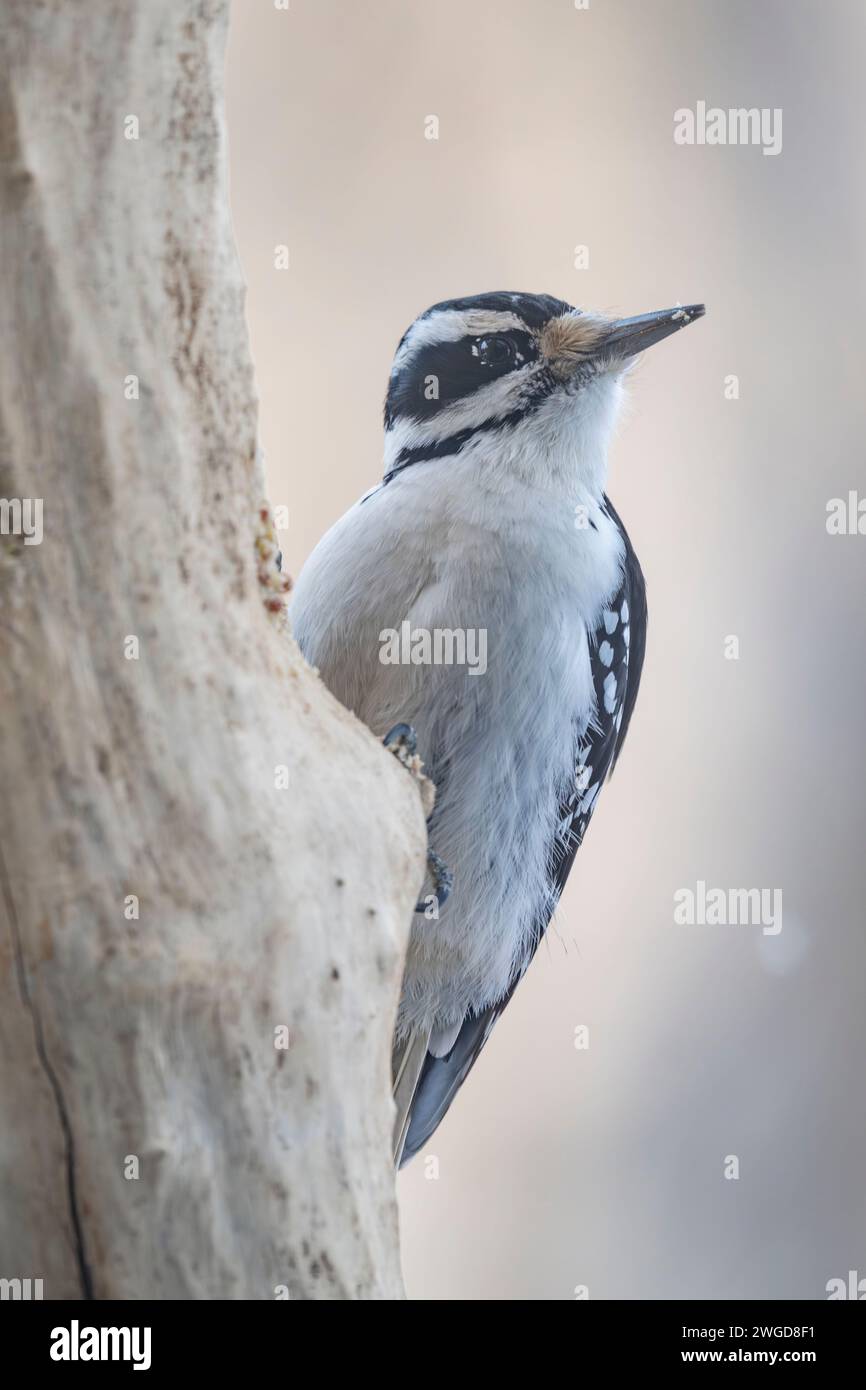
[416,848,453,915]
[382,724,452,913]
[382,723,430,810]
[382,722,422,774]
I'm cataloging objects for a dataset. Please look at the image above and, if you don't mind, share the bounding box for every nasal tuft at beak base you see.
[541,303,705,376]
[539,312,610,378]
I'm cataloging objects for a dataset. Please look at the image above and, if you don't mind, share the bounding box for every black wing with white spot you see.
[549,495,647,896]
[399,497,647,1163]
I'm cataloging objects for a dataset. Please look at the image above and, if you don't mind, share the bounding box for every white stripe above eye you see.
[392,308,528,375]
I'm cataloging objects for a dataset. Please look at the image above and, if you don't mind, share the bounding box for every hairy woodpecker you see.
[291,291,705,1165]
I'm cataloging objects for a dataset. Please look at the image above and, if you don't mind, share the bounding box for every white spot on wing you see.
[603,609,618,634]
[603,671,617,713]
[599,640,613,667]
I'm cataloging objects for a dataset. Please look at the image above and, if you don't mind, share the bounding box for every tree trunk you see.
[0,0,427,1300]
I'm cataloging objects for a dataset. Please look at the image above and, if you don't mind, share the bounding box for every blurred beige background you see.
[226,0,866,1299]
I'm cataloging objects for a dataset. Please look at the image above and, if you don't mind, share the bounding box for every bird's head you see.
[382,291,704,495]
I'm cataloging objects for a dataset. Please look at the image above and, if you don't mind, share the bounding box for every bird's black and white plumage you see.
[291,291,703,1165]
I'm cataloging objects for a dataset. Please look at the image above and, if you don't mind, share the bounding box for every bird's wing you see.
[397,498,647,1165]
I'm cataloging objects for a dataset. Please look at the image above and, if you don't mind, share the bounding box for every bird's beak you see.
[541,303,705,378]
[601,303,706,359]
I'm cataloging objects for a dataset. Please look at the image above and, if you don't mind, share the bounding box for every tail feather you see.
[391,1027,431,1167]
[395,1004,506,1167]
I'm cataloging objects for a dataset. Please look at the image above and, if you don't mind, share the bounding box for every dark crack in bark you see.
[0,840,94,1299]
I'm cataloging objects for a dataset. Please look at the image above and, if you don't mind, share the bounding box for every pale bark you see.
[0,0,427,1299]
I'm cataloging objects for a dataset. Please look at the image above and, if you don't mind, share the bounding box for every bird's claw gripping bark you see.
[382,724,453,914]
[383,722,417,759]
[416,848,453,914]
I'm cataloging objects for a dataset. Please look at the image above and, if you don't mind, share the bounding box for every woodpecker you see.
[290,291,705,1166]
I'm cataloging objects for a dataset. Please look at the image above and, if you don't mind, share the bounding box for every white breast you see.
[292,437,626,1032]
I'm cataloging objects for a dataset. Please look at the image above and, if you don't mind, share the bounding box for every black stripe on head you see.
[419,291,575,329]
[384,291,576,429]
[387,328,538,424]
[385,406,533,481]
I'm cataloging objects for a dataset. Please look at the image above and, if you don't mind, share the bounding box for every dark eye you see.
[477,336,515,368]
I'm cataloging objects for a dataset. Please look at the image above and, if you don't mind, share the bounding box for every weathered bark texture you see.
[0,0,427,1299]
